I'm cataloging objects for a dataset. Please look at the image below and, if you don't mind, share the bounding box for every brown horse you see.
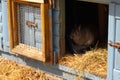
[69,24,98,53]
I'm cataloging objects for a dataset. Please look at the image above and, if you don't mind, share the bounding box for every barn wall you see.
[1,0,10,52]
[0,0,3,50]
[107,3,120,80]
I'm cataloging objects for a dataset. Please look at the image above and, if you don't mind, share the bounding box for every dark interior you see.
[65,0,108,53]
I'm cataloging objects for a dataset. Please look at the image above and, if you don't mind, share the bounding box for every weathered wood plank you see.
[114,19,120,69]
[113,69,120,80]
[41,3,53,63]
[107,3,115,80]
[15,0,45,3]
[0,1,1,12]
[98,4,108,42]
[49,9,53,63]
[12,43,45,61]
[12,1,19,47]
[14,1,40,7]
[59,0,65,58]
[0,34,3,50]
[0,12,2,23]
[0,23,2,33]
[114,7,120,70]
[8,0,14,50]
[77,0,118,4]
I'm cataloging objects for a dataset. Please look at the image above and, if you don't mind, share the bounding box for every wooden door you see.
[8,0,53,63]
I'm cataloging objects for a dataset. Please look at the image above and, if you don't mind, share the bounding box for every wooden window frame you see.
[7,0,53,63]
[15,0,45,3]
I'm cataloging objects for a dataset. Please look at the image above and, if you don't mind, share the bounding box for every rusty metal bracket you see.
[26,21,37,28]
[108,41,120,49]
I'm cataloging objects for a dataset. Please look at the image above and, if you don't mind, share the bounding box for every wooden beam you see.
[77,0,109,4]
[15,0,45,3]
[59,0,65,59]
[7,0,14,49]
[41,3,53,63]
[12,43,45,61]
[12,1,19,47]
[13,1,40,7]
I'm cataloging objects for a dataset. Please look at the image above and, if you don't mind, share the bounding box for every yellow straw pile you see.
[59,48,107,79]
[0,56,63,80]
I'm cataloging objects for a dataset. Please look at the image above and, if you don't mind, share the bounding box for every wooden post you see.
[59,0,65,58]
[7,0,14,50]
[41,3,53,63]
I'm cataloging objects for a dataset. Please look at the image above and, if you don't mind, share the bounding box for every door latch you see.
[26,21,37,28]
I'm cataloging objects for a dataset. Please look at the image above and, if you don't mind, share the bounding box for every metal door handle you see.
[26,21,37,28]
